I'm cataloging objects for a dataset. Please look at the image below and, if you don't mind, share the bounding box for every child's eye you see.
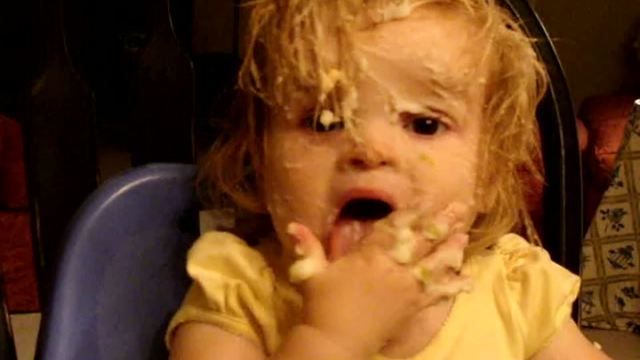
[406,116,445,136]
[302,114,345,133]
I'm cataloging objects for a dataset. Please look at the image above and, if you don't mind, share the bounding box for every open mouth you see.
[329,197,395,260]
[338,198,394,222]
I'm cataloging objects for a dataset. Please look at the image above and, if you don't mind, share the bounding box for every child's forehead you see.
[294,6,487,93]
[356,4,477,40]
[284,2,486,76]
[348,0,474,27]
[255,0,493,120]
[353,7,485,74]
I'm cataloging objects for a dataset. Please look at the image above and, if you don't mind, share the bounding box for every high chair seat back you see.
[36,164,199,360]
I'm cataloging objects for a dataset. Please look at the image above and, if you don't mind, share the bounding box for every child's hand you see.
[379,202,471,264]
[286,205,472,357]
[289,224,427,357]
[379,203,473,299]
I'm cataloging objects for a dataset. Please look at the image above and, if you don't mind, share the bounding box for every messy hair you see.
[199,0,547,247]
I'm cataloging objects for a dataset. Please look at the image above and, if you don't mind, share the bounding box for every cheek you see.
[263,135,309,185]
[409,145,479,206]
[263,161,302,216]
[261,163,306,249]
[262,136,333,218]
[442,150,478,197]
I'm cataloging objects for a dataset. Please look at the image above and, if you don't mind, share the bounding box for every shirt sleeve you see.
[165,231,278,352]
[494,234,581,358]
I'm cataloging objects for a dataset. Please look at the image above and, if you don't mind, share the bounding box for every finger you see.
[409,203,471,261]
[411,233,469,295]
[439,201,473,233]
[424,276,474,298]
[419,275,474,307]
[414,202,470,243]
[374,202,471,264]
[287,222,328,283]
[416,233,469,273]
[374,209,422,264]
[287,222,326,260]
[387,226,417,264]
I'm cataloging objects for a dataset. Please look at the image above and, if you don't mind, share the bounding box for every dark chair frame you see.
[500,0,583,276]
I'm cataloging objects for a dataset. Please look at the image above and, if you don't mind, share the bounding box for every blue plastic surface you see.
[37,163,199,360]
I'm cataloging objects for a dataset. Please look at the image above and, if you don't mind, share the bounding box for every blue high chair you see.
[35,164,200,359]
[34,1,583,358]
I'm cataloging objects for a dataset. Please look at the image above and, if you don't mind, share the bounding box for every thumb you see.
[287,222,328,283]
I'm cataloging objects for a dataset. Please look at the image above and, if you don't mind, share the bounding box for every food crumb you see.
[419,153,434,165]
[289,257,325,283]
[389,227,416,264]
[319,110,338,128]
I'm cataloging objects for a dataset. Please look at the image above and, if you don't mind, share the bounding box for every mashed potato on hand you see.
[289,207,473,299]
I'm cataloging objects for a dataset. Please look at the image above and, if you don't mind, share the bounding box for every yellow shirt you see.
[166,232,580,359]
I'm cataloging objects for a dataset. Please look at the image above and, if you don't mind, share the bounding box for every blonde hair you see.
[199,0,548,247]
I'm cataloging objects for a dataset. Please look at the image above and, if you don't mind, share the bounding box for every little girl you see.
[167,0,610,359]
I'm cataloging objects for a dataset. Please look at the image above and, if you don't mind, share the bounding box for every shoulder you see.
[487,233,580,294]
[167,231,299,353]
[467,233,581,357]
[186,231,275,282]
[185,231,295,310]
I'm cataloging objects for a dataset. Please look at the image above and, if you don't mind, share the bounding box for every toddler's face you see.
[261,6,489,259]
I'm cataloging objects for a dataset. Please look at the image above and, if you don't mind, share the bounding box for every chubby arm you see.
[170,323,264,360]
[170,322,364,360]
[531,319,612,360]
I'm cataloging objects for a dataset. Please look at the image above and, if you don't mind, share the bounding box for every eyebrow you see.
[411,62,477,98]
[394,65,479,124]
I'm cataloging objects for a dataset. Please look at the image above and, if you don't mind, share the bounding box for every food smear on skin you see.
[420,218,449,240]
[422,277,473,295]
[319,109,341,129]
[388,226,416,264]
[387,89,427,115]
[289,256,326,283]
[425,242,465,270]
[367,0,424,24]
[320,69,346,101]
[282,2,431,141]
[418,153,434,165]
[288,206,475,299]
[287,222,328,283]
[381,211,451,263]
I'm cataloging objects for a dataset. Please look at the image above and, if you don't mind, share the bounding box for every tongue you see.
[328,220,373,261]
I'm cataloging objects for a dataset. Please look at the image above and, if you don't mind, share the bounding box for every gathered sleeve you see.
[494,234,581,358]
[165,232,284,352]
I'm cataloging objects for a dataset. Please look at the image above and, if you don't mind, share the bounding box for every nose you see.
[339,121,398,170]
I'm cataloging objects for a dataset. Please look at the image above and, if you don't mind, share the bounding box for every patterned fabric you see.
[580,100,640,334]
